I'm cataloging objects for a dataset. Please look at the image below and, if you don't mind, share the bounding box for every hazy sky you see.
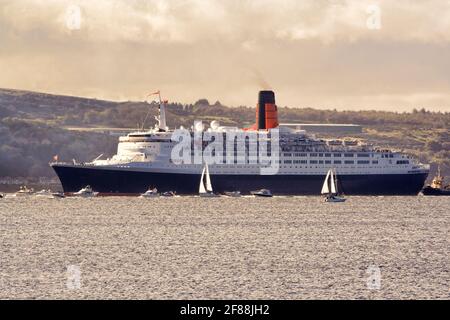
[1,0,450,111]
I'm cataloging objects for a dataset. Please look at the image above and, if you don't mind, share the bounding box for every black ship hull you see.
[52,165,428,196]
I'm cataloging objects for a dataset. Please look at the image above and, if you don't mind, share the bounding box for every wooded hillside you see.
[1,88,448,180]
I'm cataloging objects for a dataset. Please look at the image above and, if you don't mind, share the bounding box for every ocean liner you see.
[51,90,429,195]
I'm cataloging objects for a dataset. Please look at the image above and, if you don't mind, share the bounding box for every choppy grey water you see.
[0,196,449,299]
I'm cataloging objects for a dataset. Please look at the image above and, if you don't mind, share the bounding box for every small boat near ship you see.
[251,189,273,197]
[35,189,66,199]
[321,169,346,203]
[51,192,65,199]
[35,189,54,198]
[140,187,159,198]
[14,186,34,196]
[421,167,450,196]
[199,163,220,197]
[161,191,177,197]
[224,191,241,197]
[73,185,98,198]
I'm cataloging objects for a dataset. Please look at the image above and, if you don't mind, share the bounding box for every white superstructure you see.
[90,124,428,176]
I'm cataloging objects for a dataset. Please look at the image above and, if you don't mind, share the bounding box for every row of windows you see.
[283,152,374,158]
[179,151,377,158]
[283,160,380,165]
[171,158,383,165]
[190,152,378,158]
[185,152,378,159]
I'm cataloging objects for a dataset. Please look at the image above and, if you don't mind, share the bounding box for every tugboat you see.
[421,166,450,196]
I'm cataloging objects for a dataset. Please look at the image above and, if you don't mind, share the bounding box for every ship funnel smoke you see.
[250,68,272,90]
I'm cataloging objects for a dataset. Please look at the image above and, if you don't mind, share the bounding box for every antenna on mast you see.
[142,90,168,132]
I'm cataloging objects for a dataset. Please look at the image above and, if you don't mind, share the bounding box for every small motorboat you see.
[322,169,347,203]
[35,189,54,198]
[52,192,66,199]
[73,185,98,198]
[224,191,241,197]
[161,191,177,197]
[251,189,273,197]
[140,187,159,198]
[324,194,346,203]
[0,193,4,199]
[14,186,34,196]
[199,163,220,197]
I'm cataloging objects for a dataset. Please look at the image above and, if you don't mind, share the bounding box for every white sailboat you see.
[321,169,346,202]
[199,163,219,197]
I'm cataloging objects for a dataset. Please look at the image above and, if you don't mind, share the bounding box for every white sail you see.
[199,166,206,194]
[321,169,331,194]
[205,163,213,192]
[330,170,337,194]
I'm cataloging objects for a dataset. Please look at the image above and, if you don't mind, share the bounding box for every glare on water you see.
[0,196,448,299]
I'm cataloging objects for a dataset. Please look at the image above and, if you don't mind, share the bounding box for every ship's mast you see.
[143,90,168,132]
[156,91,167,132]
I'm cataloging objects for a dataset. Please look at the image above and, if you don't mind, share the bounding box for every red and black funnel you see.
[247,90,279,130]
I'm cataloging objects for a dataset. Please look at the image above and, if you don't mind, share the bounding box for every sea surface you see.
[0,195,448,299]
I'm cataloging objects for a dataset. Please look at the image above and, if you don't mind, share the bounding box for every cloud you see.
[2,0,450,44]
[0,0,450,111]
